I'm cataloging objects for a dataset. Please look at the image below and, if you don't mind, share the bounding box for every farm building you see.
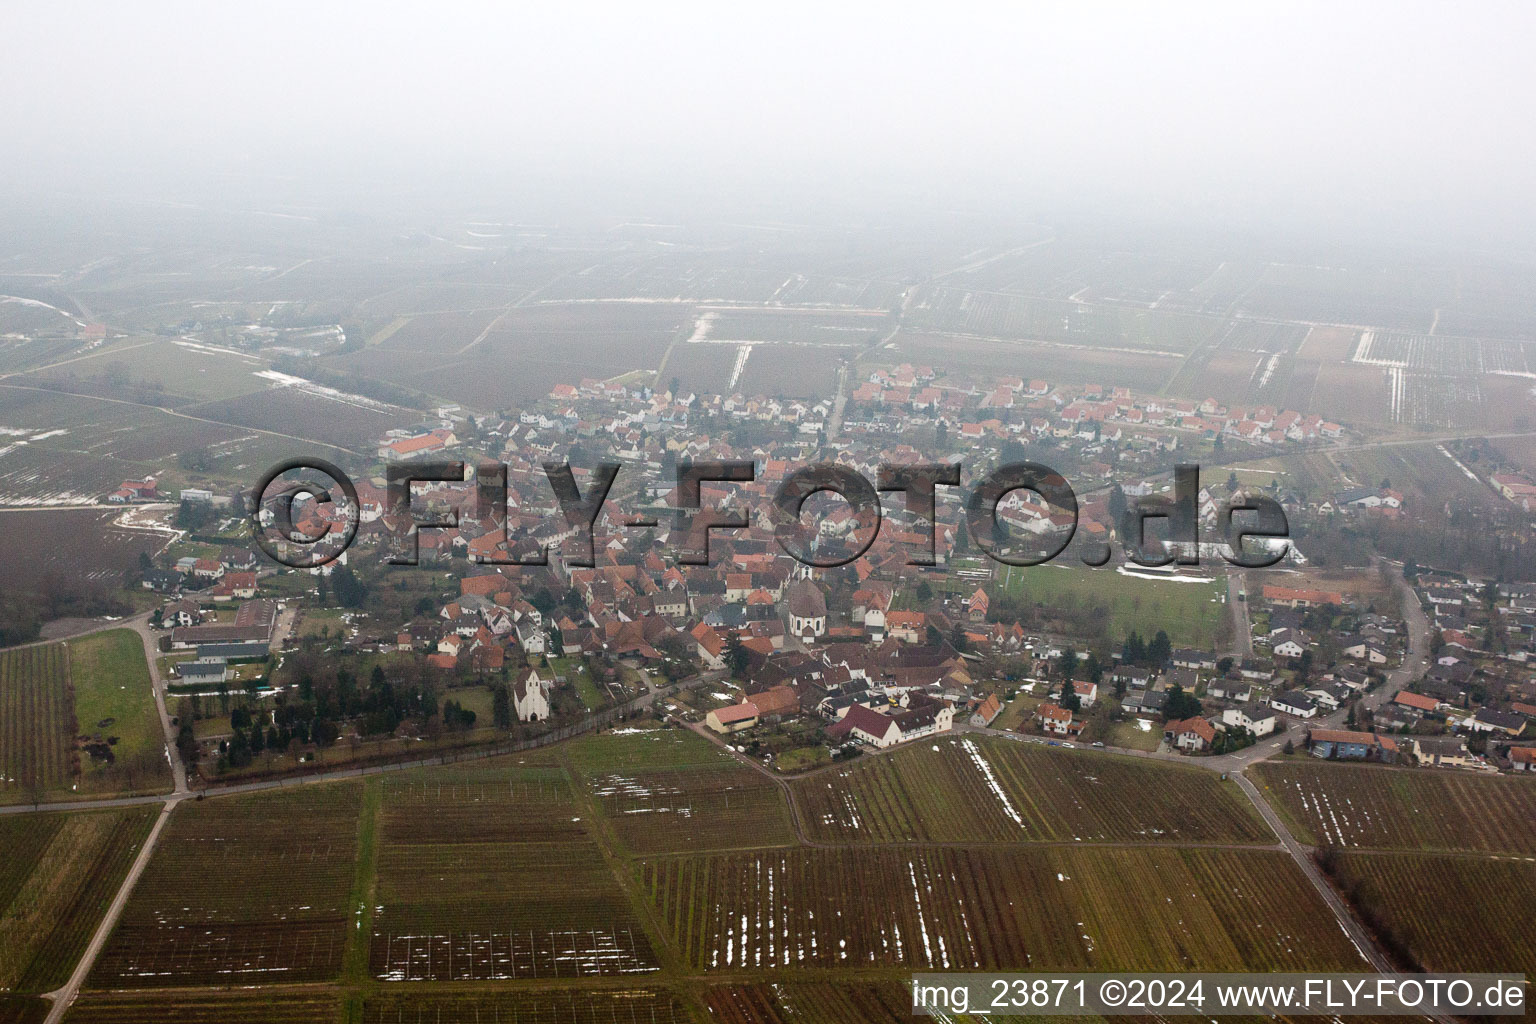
[1468,707,1527,736]
[176,658,229,685]
[1308,729,1398,763]
[706,702,760,734]
[1510,746,1536,771]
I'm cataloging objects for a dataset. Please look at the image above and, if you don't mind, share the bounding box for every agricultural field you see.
[90,784,362,988]
[0,643,73,800]
[733,345,845,400]
[705,982,919,1024]
[1250,761,1536,853]
[357,988,691,1024]
[883,332,1180,394]
[1233,263,1447,331]
[995,564,1224,647]
[656,342,737,397]
[790,736,1267,845]
[0,509,164,588]
[370,758,659,982]
[66,629,170,796]
[64,992,342,1023]
[586,760,797,856]
[0,808,157,993]
[1322,852,1536,979]
[183,385,415,454]
[908,287,1225,354]
[1332,442,1501,511]
[329,302,688,409]
[1297,325,1362,362]
[643,846,1365,972]
[0,996,47,1024]
[21,338,270,407]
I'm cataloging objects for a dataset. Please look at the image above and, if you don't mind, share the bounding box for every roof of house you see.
[1310,728,1396,751]
[711,702,761,725]
[1168,716,1215,742]
[1394,690,1439,711]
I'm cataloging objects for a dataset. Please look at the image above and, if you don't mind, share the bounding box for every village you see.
[114,363,1533,781]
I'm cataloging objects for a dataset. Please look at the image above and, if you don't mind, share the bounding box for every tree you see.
[949,623,969,653]
[1148,630,1172,668]
[331,564,367,608]
[1081,651,1103,685]
[492,684,512,729]
[725,633,750,676]
[1282,738,1295,755]
[1121,631,1147,666]
[548,625,565,658]
[1107,486,1128,534]
[916,581,933,604]
[1057,647,1078,683]
[1059,677,1081,712]
[1163,684,1202,722]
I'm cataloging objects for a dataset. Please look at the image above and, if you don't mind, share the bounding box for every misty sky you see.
[3,2,1534,236]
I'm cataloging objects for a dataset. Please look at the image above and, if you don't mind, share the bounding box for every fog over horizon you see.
[3,2,1535,248]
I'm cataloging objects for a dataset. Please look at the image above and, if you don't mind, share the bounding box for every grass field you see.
[91,784,362,988]
[1323,852,1536,979]
[65,630,169,796]
[643,846,1366,972]
[791,736,1267,844]
[0,808,157,993]
[1250,761,1536,853]
[995,564,1224,647]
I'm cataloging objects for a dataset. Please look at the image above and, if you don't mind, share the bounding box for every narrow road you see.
[1223,571,1253,659]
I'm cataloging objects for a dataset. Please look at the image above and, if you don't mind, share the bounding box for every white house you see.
[1222,703,1278,737]
[1271,690,1318,718]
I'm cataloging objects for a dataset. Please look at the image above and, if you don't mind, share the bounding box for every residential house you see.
[1165,716,1216,752]
[1222,703,1278,737]
[1270,690,1318,718]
